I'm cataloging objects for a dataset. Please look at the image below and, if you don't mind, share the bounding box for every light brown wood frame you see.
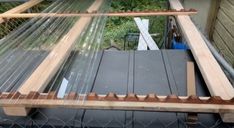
[169,0,234,123]
[0,10,197,18]
[2,0,104,116]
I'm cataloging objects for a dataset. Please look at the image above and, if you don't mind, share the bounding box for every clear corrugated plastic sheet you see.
[0,0,109,96]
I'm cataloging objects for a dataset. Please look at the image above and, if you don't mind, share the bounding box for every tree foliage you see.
[103,0,167,49]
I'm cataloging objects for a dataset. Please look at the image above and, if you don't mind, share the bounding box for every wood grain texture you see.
[206,0,220,39]
[0,0,43,24]
[0,99,234,114]
[214,20,234,54]
[228,0,234,5]
[187,62,196,95]
[213,31,234,65]
[187,62,198,125]
[212,0,234,67]
[169,0,234,122]
[19,0,104,94]
[220,0,234,22]
[2,107,30,116]
[217,9,234,36]
[0,11,197,18]
[18,17,91,94]
[169,0,234,99]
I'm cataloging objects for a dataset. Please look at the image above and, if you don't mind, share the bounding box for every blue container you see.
[172,39,188,50]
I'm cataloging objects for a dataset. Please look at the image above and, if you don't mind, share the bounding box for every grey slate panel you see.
[83,51,129,127]
[161,50,188,127]
[134,50,170,95]
[163,50,222,128]
[133,50,178,128]
[0,50,48,92]
[0,50,233,127]
[162,50,209,96]
[91,51,129,94]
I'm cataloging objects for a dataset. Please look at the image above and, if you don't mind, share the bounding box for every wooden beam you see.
[187,62,196,95]
[18,18,93,94]
[19,0,103,95]
[0,11,197,18]
[3,0,104,116]
[186,62,198,126]
[0,0,43,24]
[169,0,234,123]
[134,17,159,50]
[169,0,234,99]
[0,99,234,114]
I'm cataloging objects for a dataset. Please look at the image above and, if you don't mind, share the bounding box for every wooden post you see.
[169,0,234,123]
[186,62,198,126]
[187,62,196,96]
[3,0,104,116]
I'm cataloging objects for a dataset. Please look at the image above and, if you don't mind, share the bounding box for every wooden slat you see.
[213,31,234,65]
[206,0,220,39]
[0,11,197,18]
[169,0,234,122]
[213,0,234,67]
[19,0,103,94]
[169,0,234,99]
[3,0,104,116]
[0,0,43,24]
[187,62,198,126]
[134,17,159,50]
[214,20,234,54]
[217,7,234,35]
[228,0,234,5]
[18,17,93,94]
[220,0,234,22]
[137,19,149,50]
[0,99,234,114]
[187,62,196,95]
[217,9,234,36]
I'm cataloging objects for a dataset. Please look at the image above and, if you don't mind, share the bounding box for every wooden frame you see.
[0,0,233,123]
[206,0,221,40]
[0,10,197,18]
[187,62,198,124]
[0,0,43,23]
[169,0,234,123]
[0,99,234,114]
[3,0,104,116]
[187,62,196,96]
[0,92,233,114]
